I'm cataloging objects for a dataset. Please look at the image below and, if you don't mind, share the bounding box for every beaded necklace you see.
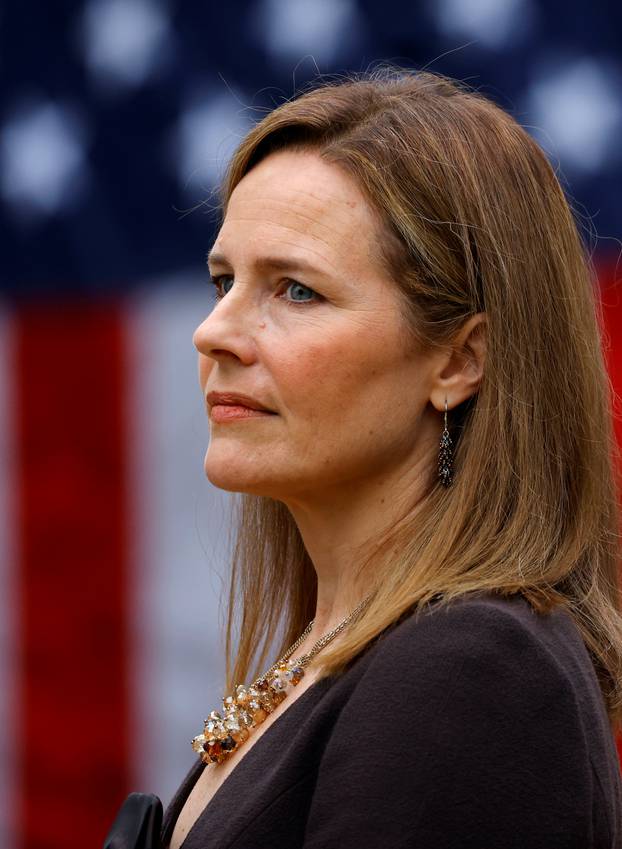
[191,594,373,765]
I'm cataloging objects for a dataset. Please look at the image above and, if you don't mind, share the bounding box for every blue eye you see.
[209,274,234,299]
[208,275,320,306]
[284,281,317,303]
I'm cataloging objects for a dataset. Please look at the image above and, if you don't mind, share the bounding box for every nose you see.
[192,289,257,365]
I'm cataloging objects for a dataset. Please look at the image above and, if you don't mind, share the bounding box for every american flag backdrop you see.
[1,2,622,848]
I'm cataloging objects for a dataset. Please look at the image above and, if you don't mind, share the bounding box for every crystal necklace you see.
[191,594,373,765]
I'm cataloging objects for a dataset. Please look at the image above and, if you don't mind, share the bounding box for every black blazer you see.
[161,592,622,848]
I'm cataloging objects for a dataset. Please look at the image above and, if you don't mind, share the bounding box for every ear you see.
[430,313,487,412]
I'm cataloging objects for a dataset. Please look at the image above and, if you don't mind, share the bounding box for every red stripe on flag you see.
[597,256,622,770]
[16,300,130,849]
[599,258,622,451]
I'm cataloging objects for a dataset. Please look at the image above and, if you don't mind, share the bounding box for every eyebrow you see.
[206,250,327,277]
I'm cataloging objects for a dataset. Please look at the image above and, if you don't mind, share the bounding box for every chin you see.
[204,452,275,496]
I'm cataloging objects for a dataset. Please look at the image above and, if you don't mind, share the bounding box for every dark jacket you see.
[161,591,622,848]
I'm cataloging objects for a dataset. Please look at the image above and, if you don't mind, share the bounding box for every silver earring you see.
[438,397,453,487]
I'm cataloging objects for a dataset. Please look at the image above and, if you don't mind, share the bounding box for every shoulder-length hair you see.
[210,66,622,732]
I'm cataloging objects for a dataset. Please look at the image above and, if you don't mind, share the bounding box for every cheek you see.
[273,328,388,422]
[266,326,422,481]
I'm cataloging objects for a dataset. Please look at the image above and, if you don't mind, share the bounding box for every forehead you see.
[213,150,383,273]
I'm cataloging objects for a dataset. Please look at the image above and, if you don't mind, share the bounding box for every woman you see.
[158,67,622,847]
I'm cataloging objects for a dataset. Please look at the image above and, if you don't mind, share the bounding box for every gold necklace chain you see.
[250,620,314,687]
[257,592,373,684]
[192,593,373,765]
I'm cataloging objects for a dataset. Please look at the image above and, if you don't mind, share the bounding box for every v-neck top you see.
[160,591,622,849]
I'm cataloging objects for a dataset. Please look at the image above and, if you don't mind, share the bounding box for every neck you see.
[283,448,431,648]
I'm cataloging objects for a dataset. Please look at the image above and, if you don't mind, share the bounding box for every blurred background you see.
[1,1,622,847]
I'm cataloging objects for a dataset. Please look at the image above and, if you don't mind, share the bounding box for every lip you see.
[206,390,276,414]
[210,405,275,423]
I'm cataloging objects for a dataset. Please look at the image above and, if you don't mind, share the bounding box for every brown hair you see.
[211,65,622,732]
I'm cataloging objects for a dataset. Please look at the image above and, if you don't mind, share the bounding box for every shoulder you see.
[304,593,596,846]
[362,590,578,696]
[336,590,588,748]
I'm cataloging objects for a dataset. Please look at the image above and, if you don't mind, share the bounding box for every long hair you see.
[210,66,622,732]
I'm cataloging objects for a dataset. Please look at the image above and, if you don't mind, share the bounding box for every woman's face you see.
[193,149,440,506]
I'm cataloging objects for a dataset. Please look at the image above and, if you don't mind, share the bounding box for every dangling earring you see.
[438,397,453,487]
